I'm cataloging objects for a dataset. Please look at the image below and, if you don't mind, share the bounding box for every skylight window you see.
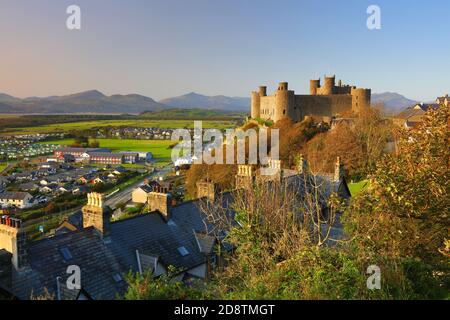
[177,246,189,257]
[59,247,73,260]
[112,274,123,282]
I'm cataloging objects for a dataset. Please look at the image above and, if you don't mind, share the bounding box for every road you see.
[104,166,172,209]
[23,165,172,228]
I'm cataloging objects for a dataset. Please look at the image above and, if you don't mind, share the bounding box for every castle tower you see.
[0,216,27,270]
[148,187,171,220]
[251,91,260,119]
[351,87,371,112]
[82,192,110,237]
[259,86,267,97]
[274,82,294,122]
[310,79,320,95]
[250,86,267,119]
[322,75,336,95]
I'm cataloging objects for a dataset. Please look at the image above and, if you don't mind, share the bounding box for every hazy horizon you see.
[1,0,449,102]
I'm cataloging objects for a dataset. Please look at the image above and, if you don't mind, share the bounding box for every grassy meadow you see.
[40,138,174,161]
[0,119,235,136]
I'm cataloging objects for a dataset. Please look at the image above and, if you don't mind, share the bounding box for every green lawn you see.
[348,180,369,196]
[0,119,235,136]
[40,138,174,161]
[0,163,7,173]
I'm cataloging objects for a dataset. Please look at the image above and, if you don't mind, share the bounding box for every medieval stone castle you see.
[251,75,371,123]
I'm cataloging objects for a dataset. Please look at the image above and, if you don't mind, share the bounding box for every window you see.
[177,246,189,256]
[112,274,123,282]
[59,247,73,260]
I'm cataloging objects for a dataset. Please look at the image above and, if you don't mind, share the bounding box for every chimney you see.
[235,164,256,189]
[334,157,345,182]
[148,187,171,221]
[196,179,219,202]
[0,216,27,270]
[297,154,308,175]
[265,159,282,181]
[82,192,110,237]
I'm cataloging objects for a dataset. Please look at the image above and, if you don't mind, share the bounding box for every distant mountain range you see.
[159,92,250,111]
[371,92,418,113]
[0,89,418,115]
[0,90,166,114]
[0,90,250,114]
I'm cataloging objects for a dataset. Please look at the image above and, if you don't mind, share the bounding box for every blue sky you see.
[0,0,448,101]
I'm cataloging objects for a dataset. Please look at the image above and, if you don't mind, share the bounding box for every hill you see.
[0,90,166,114]
[372,92,418,113]
[0,90,250,114]
[159,92,250,111]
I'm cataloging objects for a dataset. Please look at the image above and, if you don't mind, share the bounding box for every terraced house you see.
[0,192,33,209]
[0,157,350,300]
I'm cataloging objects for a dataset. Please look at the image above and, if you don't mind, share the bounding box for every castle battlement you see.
[251,75,371,123]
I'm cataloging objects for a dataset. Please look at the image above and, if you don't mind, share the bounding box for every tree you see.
[343,104,449,297]
[302,108,392,180]
[302,123,365,179]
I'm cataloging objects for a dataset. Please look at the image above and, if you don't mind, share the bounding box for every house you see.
[436,94,449,106]
[13,171,34,182]
[0,177,9,189]
[132,184,154,203]
[137,152,153,162]
[131,180,172,204]
[39,177,58,186]
[88,152,123,165]
[393,102,441,128]
[92,177,107,185]
[0,191,231,299]
[0,156,351,300]
[19,182,39,192]
[0,192,33,209]
[77,175,92,185]
[54,147,110,158]
[72,186,89,195]
[40,185,58,194]
[119,152,139,164]
[107,173,116,179]
[113,166,127,175]
[58,185,74,194]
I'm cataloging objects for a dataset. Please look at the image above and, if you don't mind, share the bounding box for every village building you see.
[0,192,33,209]
[393,100,442,128]
[0,156,350,300]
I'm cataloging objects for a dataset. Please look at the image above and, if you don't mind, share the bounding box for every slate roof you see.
[11,227,127,300]
[396,107,425,120]
[7,201,226,300]
[107,212,207,274]
[0,191,32,201]
[5,168,349,300]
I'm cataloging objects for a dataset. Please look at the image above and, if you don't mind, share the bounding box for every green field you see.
[40,138,174,161]
[0,119,235,136]
[0,163,7,173]
[348,180,369,196]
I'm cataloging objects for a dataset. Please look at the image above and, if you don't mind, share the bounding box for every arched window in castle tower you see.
[283,110,286,114]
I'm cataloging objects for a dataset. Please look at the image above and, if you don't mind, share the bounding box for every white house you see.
[0,191,34,209]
